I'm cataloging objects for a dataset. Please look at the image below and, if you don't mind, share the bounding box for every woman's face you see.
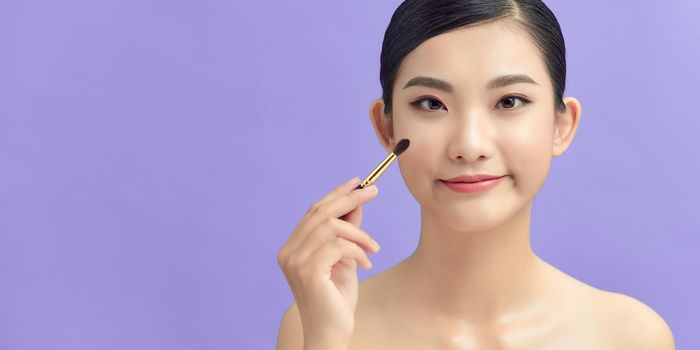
[374,20,578,232]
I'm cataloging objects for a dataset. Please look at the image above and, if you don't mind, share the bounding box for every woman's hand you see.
[277,177,381,349]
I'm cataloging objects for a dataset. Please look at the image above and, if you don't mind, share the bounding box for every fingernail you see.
[364,185,376,192]
[372,239,381,250]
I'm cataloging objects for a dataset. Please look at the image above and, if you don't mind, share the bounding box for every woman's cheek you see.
[395,130,438,198]
[396,134,428,179]
[506,133,552,194]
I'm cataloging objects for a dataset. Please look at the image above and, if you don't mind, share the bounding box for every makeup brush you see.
[355,139,410,190]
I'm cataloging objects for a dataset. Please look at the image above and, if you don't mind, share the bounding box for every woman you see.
[277,0,675,349]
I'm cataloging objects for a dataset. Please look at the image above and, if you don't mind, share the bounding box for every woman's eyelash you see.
[410,95,532,111]
[497,95,532,109]
[410,97,446,111]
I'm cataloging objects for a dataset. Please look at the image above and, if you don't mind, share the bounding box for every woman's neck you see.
[396,201,554,325]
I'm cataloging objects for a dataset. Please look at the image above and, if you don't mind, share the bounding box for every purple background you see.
[1,0,698,349]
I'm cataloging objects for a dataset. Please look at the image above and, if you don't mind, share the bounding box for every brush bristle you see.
[392,138,410,156]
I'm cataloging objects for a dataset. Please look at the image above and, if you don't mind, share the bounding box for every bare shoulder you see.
[593,290,676,350]
[276,301,304,350]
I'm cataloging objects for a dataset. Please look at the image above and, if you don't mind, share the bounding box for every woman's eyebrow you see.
[403,74,539,93]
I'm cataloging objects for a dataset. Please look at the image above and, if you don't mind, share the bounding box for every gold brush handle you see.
[355,153,397,189]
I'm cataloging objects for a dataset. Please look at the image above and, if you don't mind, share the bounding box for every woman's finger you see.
[339,204,362,228]
[293,216,380,264]
[303,237,373,279]
[284,185,378,256]
[312,177,362,210]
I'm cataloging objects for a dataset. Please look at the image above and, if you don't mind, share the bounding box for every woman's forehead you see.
[396,20,548,90]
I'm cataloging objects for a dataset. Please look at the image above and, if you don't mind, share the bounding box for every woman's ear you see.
[369,98,395,153]
[553,97,582,157]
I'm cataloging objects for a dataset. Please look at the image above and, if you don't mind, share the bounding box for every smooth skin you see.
[278,18,675,349]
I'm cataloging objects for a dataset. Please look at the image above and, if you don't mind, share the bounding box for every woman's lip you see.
[439,176,505,193]
[442,174,506,182]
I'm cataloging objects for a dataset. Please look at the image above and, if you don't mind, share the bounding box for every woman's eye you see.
[497,96,531,109]
[410,96,530,112]
[411,97,445,111]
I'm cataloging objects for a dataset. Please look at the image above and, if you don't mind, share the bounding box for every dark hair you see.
[380,0,567,116]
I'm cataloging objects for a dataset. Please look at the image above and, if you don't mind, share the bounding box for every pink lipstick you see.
[439,175,506,193]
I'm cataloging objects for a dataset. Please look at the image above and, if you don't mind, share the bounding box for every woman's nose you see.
[447,113,493,162]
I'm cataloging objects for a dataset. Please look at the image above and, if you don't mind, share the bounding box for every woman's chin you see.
[425,207,502,232]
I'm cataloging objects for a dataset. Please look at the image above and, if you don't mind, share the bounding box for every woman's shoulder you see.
[540,259,675,349]
[549,262,675,349]
[587,288,675,349]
